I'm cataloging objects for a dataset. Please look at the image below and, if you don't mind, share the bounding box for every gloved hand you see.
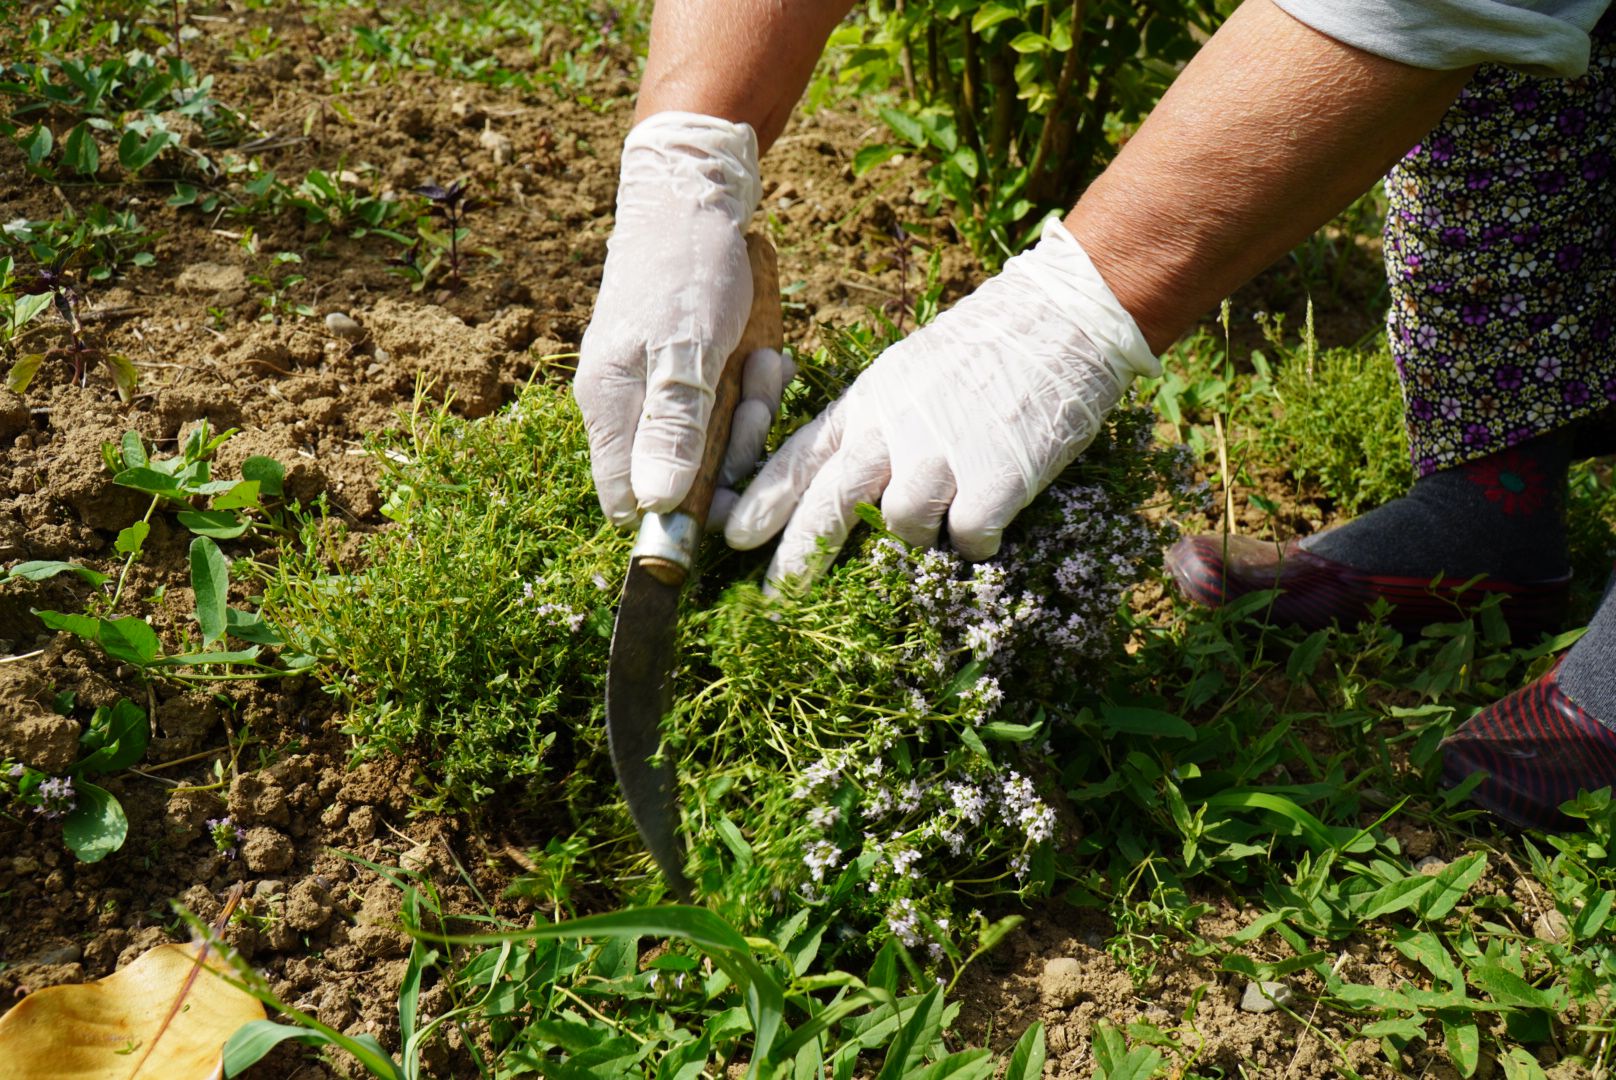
[725,219,1160,587]
[575,111,791,528]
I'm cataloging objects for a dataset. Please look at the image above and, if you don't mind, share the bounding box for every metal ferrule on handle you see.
[630,511,700,585]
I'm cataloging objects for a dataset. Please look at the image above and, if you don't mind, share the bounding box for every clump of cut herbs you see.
[264,325,1195,958]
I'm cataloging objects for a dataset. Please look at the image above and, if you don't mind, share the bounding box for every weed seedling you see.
[5,253,137,399]
[415,180,479,285]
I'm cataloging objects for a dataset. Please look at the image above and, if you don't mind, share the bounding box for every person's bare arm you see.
[1067,0,1474,353]
[634,0,856,151]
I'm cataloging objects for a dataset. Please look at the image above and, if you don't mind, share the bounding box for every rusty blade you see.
[605,557,695,901]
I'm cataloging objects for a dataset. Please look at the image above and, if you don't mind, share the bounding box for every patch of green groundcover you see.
[264,330,1616,1077]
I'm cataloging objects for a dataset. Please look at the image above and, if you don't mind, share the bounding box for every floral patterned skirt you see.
[1385,16,1616,476]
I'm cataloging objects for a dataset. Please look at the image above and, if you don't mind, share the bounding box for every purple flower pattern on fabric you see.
[1384,22,1616,476]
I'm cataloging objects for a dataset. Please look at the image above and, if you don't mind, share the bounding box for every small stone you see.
[399,844,432,874]
[1415,856,1448,876]
[1533,909,1571,944]
[241,827,295,873]
[12,855,40,875]
[1240,980,1294,1014]
[324,312,364,340]
[30,942,82,966]
[1038,956,1084,1009]
[478,125,514,166]
[253,879,285,900]
[175,262,248,298]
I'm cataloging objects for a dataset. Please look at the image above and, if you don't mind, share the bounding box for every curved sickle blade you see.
[604,233,779,902]
[606,560,695,901]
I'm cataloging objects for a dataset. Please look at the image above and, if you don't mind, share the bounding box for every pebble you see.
[1240,980,1294,1014]
[324,312,364,340]
[478,125,514,166]
[1415,856,1448,876]
[253,879,285,900]
[1533,909,1571,944]
[30,942,82,966]
[1038,956,1085,1009]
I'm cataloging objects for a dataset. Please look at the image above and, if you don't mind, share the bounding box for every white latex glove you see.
[575,111,790,528]
[725,219,1160,587]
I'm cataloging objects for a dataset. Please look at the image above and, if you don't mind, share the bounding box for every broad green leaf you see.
[6,352,45,394]
[913,1049,994,1080]
[980,721,1039,742]
[76,699,148,774]
[1416,853,1487,921]
[100,616,162,665]
[1466,958,1563,1010]
[1360,1015,1426,1040]
[190,536,229,647]
[1441,1016,1480,1077]
[1099,705,1195,740]
[20,124,52,166]
[1358,874,1437,919]
[62,121,99,175]
[876,985,942,1080]
[103,353,138,402]
[115,520,150,556]
[1394,931,1462,988]
[120,430,149,469]
[241,455,285,497]
[970,4,1019,33]
[114,466,186,498]
[716,817,753,868]
[1009,31,1050,53]
[7,560,109,586]
[1003,1022,1045,1080]
[852,143,903,177]
[117,126,172,171]
[226,608,285,646]
[878,107,927,148]
[35,607,101,640]
[13,291,54,328]
[1572,889,1614,940]
[61,780,126,862]
[1098,1046,1164,1080]
[176,509,249,539]
[223,1020,323,1074]
[212,479,261,511]
[1499,1047,1550,1080]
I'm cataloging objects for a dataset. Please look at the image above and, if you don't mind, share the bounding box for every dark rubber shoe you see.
[1441,665,1616,829]
[1166,533,1570,638]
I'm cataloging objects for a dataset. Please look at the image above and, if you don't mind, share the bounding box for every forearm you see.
[1066,0,1474,353]
[635,0,855,151]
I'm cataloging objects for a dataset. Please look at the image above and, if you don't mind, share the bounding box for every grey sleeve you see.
[1273,0,1611,76]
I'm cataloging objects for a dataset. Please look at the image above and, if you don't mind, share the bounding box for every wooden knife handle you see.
[677,233,783,526]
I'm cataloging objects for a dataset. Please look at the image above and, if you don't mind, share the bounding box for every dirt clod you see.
[241,827,296,873]
[229,773,291,827]
[0,708,80,774]
[285,879,335,932]
[1039,956,1086,1008]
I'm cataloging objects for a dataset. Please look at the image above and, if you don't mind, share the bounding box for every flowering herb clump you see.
[208,815,246,859]
[669,402,1199,962]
